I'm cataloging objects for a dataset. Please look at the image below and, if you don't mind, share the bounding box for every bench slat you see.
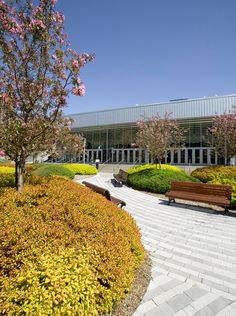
[165,181,232,212]
[82,181,126,208]
[113,169,128,185]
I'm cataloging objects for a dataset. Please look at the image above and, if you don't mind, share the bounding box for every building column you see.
[177,149,181,164]
[184,149,188,164]
[207,148,211,165]
[170,150,174,164]
[127,150,130,163]
[192,149,196,164]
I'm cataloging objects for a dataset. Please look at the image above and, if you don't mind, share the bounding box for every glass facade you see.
[73,118,222,165]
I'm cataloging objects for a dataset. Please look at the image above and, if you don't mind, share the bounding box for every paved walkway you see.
[75,173,236,316]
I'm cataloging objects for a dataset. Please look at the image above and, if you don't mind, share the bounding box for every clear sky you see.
[57,0,236,115]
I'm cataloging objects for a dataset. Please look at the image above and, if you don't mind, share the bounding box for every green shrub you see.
[63,163,97,175]
[0,173,15,187]
[33,164,75,179]
[128,164,184,175]
[127,168,198,194]
[0,177,144,315]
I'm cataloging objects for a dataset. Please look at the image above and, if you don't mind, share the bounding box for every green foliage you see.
[33,164,75,179]
[191,166,236,209]
[127,168,198,194]
[0,177,144,315]
[0,173,15,187]
[63,163,97,175]
[128,164,184,175]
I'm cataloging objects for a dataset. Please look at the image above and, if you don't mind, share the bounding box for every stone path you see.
[74,173,236,316]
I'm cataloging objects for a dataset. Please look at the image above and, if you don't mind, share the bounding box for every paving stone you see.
[167,293,192,313]
[133,300,157,316]
[160,279,183,291]
[193,306,215,316]
[142,287,164,302]
[184,286,208,300]
[191,293,218,311]
[214,305,236,315]
[145,302,174,316]
[207,297,232,314]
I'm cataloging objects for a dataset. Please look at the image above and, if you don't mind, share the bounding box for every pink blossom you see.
[78,83,86,96]
[0,150,5,157]
[72,60,79,68]
[76,77,81,84]
[72,87,79,95]
[51,0,58,5]
[29,19,46,30]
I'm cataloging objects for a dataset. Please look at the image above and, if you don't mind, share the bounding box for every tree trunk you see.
[158,159,162,169]
[15,160,25,192]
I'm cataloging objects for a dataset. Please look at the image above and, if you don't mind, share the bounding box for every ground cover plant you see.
[0,177,144,315]
[127,164,198,194]
[62,163,97,175]
[191,166,236,208]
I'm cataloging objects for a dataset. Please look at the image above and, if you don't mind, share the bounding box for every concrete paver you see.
[74,173,236,316]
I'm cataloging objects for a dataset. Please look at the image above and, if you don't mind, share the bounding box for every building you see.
[68,94,236,165]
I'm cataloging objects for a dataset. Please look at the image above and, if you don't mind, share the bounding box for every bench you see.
[165,181,232,213]
[82,181,126,208]
[112,169,128,187]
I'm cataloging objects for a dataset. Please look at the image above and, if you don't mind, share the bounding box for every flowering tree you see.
[136,112,186,168]
[0,0,94,191]
[56,127,84,162]
[209,113,236,165]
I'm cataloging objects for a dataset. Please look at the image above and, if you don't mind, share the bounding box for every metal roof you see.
[67,94,236,129]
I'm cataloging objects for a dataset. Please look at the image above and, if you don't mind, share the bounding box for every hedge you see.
[0,177,144,315]
[32,164,75,179]
[127,167,198,194]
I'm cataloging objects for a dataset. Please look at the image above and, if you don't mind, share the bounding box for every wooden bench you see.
[165,181,232,213]
[112,169,128,187]
[82,181,126,208]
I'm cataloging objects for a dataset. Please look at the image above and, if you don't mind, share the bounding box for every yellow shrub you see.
[128,163,183,174]
[0,177,144,315]
[0,166,15,174]
[63,163,97,175]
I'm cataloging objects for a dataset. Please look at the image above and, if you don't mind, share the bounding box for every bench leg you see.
[168,198,175,205]
[224,207,229,215]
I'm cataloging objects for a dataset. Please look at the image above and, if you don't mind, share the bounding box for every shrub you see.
[191,166,236,209]
[128,163,184,175]
[0,173,15,187]
[0,177,144,315]
[191,166,236,183]
[0,166,15,174]
[63,163,97,175]
[33,164,75,179]
[127,168,198,194]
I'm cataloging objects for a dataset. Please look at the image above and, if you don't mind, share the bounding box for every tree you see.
[0,0,94,191]
[55,126,84,162]
[136,112,186,168]
[209,113,236,165]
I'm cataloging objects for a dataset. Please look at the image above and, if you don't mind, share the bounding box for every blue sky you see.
[57,0,236,115]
